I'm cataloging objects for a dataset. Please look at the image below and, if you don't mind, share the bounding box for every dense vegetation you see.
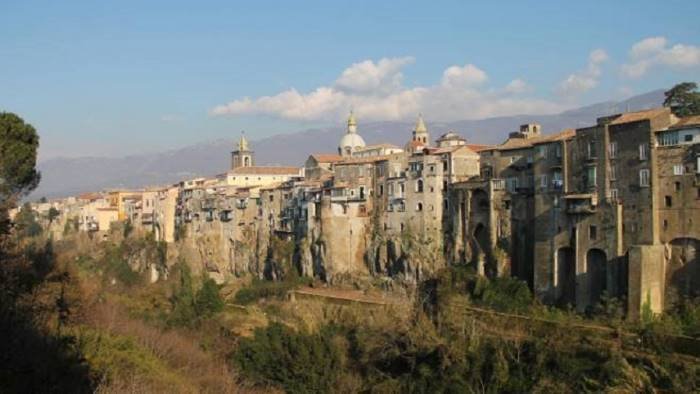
[233,269,700,393]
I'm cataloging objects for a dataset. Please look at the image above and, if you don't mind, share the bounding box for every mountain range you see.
[32,89,665,199]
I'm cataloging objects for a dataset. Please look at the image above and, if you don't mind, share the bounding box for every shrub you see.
[232,323,343,393]
[168,262,224,327]
[233,277,311,305]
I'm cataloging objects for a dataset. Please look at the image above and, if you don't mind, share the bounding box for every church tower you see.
[412,114,430,144]
[231,132,254,170]
[338,110,366,156]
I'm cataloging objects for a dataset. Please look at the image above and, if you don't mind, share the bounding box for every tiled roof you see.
[310,153,343,163]
[670,115,700,129]
[486,129,575,152]
[466,144,493,152]
[229,166,301,175]
[334,155,391,165]
[608,107,669,125]
[356,143,401,150]
[77,192,102,201]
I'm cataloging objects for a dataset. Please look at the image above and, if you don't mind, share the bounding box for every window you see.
[588,141,597,158]
[269,195,274,202]
[555,144,562,159]
[430,186,434,193]
[553,196,559,208]
[675,182,681,192]
[665,195,672,207]
[589,225,597,240]
[379,185,384,196]
[609,141,618,158]
[610,188,618,200]
[639,144,648,160]
[429,165,435,173]
[442,180,447,191]
[674,164,684,175]
[685,134,694,142]
[400,183,405,196]
[540,174,548,188]
[586,166,597,189]
[416,179,424,193]
[639,169,650,187]
[510,156,517,164]
[609,165,617,181]
[506,177,518,192]
[416,202,423,211]
[663,219,668,229]
[658,131,679,146]
[443,161,448,171]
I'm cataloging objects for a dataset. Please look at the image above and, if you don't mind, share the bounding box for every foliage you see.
[123,219,134,238]
[0,112,41,204]
[232,323,344,393]
[102,242,142,287]
[433,266,533,313]
[48,206,60,224]
[233,276,311,305]
[76,327,184,387]
[167,262,225,327]
[664,82,700,117]
[232,314,700,393]
[195,277,224,318]
[13,202,43,238]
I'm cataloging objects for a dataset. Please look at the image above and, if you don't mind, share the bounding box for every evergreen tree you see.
[664,82,700,117]
[195,277,224,317]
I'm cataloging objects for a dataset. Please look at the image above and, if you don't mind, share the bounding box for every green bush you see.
[168,262,224,327]
[233,277,311,305]
[232,323,344,393]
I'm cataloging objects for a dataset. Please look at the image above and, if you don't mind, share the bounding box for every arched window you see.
[416,179,424,193]
[416,202,423,211]
[244,157,250,166]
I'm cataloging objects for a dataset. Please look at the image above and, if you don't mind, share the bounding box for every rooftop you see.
[669,115,700,130]
[229,166,301,175]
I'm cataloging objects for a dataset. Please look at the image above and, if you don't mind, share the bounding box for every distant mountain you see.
[31,89,665,199]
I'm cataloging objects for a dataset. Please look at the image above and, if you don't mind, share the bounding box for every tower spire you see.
[347,109,358,134]
[238,131,249,151]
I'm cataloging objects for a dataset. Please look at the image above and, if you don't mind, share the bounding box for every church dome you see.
[339,133,366,156]
[338,110,366,156]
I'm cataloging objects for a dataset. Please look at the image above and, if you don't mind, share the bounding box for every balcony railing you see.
[491,179,505,191]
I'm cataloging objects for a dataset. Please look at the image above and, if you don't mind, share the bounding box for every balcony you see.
[565,193,597,215]
[491,179,505,191]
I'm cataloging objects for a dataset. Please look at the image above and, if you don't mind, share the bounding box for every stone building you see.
[448,108,700,316]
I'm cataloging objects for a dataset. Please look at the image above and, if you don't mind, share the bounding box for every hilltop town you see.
[16,106,700,318]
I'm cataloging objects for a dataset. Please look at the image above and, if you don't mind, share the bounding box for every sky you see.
[1,0,699,161]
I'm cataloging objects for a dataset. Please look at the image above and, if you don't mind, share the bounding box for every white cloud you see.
[622,36,700,78]
[334,57,413,94]
[441,64,488,87]
[557,49,608,96]
[504,78,529,94]
[210,57,566,122]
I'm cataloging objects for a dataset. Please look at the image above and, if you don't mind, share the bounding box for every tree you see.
[195,277,224,317]
[0,112,40,234]
[48,207,60,225]
[663,82,700,117]
[13,202,42,238]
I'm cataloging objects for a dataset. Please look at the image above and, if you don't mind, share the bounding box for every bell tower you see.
[231,132,254,170]
[412,114,430,144]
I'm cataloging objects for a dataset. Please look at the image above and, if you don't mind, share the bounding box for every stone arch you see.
[666,238,700,306]
[555,246,575,306]
[586,248,607,306]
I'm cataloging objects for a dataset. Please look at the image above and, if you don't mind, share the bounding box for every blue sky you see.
[1,0,699,160]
